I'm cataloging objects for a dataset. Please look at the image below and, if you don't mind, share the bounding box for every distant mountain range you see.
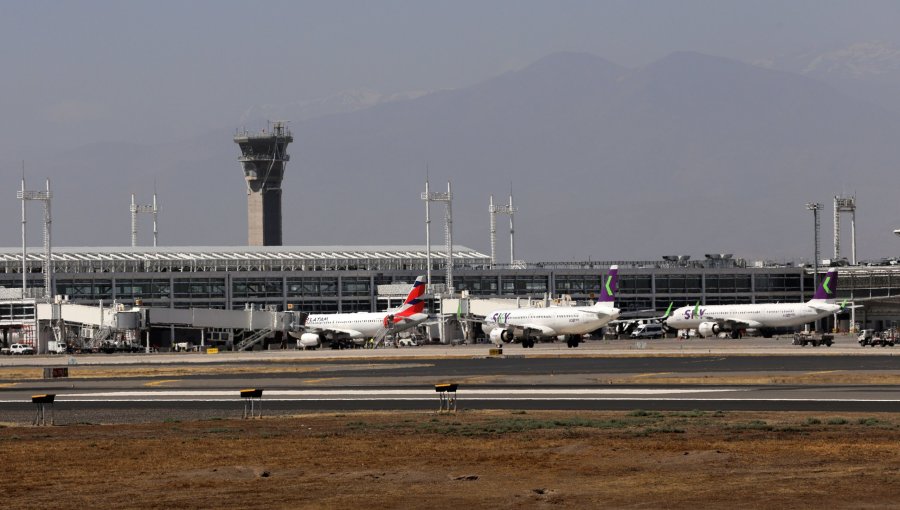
[240,89,431,125]
[2,50,899,262]
[756,41,900,113]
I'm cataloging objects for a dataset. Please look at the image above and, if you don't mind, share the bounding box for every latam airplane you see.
[293,276,427,349]
[665,268,843,338]
[482,266,621,348]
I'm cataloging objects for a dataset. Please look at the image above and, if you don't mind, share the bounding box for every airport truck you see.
[48,340,68,354]
[858,330,895,347]
[792,332,833,347]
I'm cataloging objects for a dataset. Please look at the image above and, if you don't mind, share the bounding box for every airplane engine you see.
[298,333,324,348]
[489,328,515,343]
[697,322,721,338]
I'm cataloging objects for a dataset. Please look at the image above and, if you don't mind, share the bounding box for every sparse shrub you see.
[641,426,685,434]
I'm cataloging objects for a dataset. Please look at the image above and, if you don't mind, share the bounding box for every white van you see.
[629,323,665,339]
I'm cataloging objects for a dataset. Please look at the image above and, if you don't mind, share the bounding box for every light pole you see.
[18,176,53,299]
[806,203,823,331]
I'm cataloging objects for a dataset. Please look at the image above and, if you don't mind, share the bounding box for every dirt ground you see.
[2,410,899,509]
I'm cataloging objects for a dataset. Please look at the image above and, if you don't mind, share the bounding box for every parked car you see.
[10,343,35,355]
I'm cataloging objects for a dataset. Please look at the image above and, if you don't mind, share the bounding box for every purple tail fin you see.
[813,268,838,300]
[598,266,618,303]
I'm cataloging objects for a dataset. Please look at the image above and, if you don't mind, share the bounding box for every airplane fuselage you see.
[666,302,840,331]
[482,306,619,337]
[306,311,425,339]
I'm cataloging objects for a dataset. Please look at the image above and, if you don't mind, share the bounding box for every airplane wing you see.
[577,308,619,320]
[607,303,672,324]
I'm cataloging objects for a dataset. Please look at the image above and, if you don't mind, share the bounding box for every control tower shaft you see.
[234,122,293,246]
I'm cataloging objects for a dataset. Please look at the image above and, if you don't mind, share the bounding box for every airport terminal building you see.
[2,245,900,332]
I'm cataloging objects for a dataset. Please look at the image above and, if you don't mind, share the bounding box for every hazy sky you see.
[3,0,900,154]
[3,1,900,261]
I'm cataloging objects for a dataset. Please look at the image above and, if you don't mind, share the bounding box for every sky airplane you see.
[481,266,620,348]
[293,276,427,349]
[665,268,843,338]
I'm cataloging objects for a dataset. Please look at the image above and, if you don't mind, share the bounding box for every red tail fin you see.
[395,276,426,316]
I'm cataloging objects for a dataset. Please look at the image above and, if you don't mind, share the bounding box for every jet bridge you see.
[1,298,306,353]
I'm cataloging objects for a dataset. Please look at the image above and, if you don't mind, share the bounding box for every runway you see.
[1,353,899,421]
[1,385,899,419]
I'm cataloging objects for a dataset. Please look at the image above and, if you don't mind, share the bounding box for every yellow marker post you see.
[434,383,459,413]
[240,388,264,418]
[31,394,56,426]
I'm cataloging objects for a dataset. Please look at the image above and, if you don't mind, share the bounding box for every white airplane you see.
[293,276,427,349]
[482,266,621,348]
[665,268,844,338]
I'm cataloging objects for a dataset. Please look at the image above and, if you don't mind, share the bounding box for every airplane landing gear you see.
[565,335,581,348]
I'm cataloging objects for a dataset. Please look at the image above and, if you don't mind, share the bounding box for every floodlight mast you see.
[421,180,454,293]
[806,202,822,288]
[806,202,823,331]
[131,192,159,247]
[489,191,517,267]
[18,175,53,299]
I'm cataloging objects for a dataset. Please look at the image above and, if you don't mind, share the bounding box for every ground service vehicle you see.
[792,332,833,347]
[857,329,875,344]
[859,330,895,347]
[48,340,68,354]
[630,323,665,339]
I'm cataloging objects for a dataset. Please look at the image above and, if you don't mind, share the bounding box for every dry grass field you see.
[2,410,899,509]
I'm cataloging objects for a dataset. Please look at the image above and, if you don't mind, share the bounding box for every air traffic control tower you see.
[234,121,293,246]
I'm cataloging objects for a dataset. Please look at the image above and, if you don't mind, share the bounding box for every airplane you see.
[293,276,428,349]
[481,266,621,348]
[665,268,844,338]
